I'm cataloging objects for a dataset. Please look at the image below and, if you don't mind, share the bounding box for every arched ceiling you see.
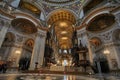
[54,21,74,49]
[19,0,41,16]
[47,10,76,25]
[87,14,115,32]
[47,10,76,49]
[11,18,37,34]
[43,0,76,3]
[41,0,80,6]
[90,37,102,47]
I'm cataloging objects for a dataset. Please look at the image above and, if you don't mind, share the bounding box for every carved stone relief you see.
[99,31,113,42]
[16,34,24,43]
[37,30,46,38]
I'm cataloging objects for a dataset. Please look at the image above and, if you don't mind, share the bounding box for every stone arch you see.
[4,32,15,42]
[46,8,77,25]
[83,7,114,24]
[12,12,41,26]
[86,13,115,32]
[0,32,15,60]
[24,39,34,48]
[19,38,34,70]
[11,18,38,35]
[112,29,120,42]
[19,0,46,19]
[77,6,116,30]
[46,9,76,49]
[12,12,48,31]
[90,37,102,48]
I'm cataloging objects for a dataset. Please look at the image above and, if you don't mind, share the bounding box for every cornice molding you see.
[0,8,16,19]
[76,6,116,30]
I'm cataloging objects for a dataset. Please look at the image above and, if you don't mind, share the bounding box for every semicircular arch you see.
[46,8,77,26]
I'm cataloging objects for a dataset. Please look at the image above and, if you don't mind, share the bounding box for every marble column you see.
[29,30,46,70]
[7,47,22,67]
[85,33,94,64]
[3,47,11,60]
[0,21,10,48]
[77,29,94,64]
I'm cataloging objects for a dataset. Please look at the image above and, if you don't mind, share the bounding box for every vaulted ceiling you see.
[47,10,76,49]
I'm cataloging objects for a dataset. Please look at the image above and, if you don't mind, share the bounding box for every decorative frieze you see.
[99,30,113,42]
[36,30,46,38]
[16,34,24,43]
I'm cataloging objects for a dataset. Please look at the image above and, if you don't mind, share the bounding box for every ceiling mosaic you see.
[41,0,79,5]
[11,18,37,34]
[40,0,85,15]
[87,14,115,32]
[19,0,41,16]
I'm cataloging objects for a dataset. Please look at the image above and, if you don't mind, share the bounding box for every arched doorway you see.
[19,39,34,70]
[0,32,15,60]
[111,29,120,69]
[90,37,110,73]
[93,54,110,73]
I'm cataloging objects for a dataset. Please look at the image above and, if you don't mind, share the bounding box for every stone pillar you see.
[3,47,11,60]
[29,30,46,70]
[77,28,94,64]
[0,21,10,48]
[85,33,94,64]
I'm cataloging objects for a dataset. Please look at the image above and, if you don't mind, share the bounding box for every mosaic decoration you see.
[87,14,115,32]
[40,0,85,15]
[11,18,37,34]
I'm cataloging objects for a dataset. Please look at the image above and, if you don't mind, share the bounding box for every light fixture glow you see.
[61,37,68,40]
[48,25,51,28]
[61,31,67,34]
[60,22,67,27]
[15,50,21,54]
[103,49,110,55]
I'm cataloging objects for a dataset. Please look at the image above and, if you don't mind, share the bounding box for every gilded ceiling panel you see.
[19,1,41,15]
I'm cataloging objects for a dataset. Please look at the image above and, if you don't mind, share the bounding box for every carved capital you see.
[36,32,46,38]
[5,21,11,27]
[100,31,113,42]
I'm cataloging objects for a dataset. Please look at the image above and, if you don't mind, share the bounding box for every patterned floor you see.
[0,73,98,80]
[0,73,120,80]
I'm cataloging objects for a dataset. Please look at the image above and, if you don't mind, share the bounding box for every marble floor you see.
[0,73,98,80]
[0,73,120,80]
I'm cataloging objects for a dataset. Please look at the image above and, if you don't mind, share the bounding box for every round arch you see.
[46,8,78,25]
[86,13,115,32]
[12,12,42,27]
[4,32,15,42]
[77,6,116,30]
[24,39,34,48]
[19,0,46,20]
[82,7,114,24]
[90,37,102,47]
